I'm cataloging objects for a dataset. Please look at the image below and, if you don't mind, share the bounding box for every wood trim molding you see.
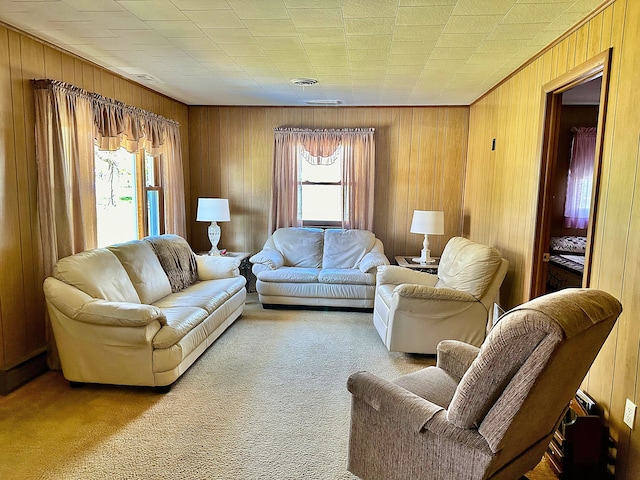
[530,48,612,298]
[0,350,48,395]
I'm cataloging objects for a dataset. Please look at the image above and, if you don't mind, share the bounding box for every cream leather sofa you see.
[250,227,389,309]
[374,236,509,354]
[44,234,246,390]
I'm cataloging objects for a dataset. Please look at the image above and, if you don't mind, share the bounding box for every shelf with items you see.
[545,392,612,479]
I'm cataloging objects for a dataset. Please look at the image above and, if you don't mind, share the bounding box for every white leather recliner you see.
[373,237,509,354]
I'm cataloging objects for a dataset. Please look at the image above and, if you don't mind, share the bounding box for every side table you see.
[395,255,439,274]
[222,252,254,293]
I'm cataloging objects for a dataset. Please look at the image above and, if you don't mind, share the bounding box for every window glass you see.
[145,153,157,187]
[299,151,343,226]
[95,146,138,247]
[147,190,161,236]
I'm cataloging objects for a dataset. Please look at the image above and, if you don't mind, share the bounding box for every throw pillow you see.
[196,255,240,280]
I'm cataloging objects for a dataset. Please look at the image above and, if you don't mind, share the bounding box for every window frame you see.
[298,149,343,229]
[94,146,165,247]
[138,150,165,237]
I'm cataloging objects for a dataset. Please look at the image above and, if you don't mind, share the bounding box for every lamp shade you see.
[196,198,230,222]
[410,210,444,235]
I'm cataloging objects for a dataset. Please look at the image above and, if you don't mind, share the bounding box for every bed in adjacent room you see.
[546,236,586,291]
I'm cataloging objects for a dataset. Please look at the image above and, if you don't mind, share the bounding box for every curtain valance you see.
[274,127,374,165]
[32,79,179,154]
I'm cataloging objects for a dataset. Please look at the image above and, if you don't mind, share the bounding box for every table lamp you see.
[196,198,230,256]
[410,210,444,264]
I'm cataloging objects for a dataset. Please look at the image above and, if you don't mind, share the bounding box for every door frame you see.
[530,49,612,299]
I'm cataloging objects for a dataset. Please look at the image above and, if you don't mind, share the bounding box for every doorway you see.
[530,50,611,299]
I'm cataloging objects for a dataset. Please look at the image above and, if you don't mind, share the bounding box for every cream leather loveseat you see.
[44,234,246,390]
[250,227,389,309]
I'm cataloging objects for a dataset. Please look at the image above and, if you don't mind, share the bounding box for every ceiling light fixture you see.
[303,100,342,106]
[291,78,318,87]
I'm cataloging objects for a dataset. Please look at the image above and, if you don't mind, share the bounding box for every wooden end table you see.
[394,255,440,274]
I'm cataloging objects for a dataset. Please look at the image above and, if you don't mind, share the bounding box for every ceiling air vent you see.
[132,73,162,84]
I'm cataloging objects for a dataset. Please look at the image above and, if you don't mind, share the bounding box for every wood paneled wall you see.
[464,0,640,477]
[0,23,189,385]
[187,107,469,260]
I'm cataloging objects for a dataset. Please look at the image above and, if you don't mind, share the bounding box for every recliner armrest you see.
[394,284,477,302]
[347,371,443,432]
[376,265,438,286]
[436,340,480,381]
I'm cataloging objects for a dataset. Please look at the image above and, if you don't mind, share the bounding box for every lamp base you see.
[412,248,435,265]
[207,221,222,256]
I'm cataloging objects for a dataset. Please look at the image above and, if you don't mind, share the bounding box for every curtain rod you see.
[31,79,180,127]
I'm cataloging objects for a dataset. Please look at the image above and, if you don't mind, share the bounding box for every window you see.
[271,128,375,231]
[563,127,596,229]
[95,146,163,247]
[299,145,343,227]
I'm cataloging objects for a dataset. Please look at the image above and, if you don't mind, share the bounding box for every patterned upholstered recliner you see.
[347,288,622,480]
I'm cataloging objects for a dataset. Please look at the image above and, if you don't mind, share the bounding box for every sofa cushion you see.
[322,229,377,269]
[144,234,198,292]
[152,306,210,349]
[270,227,324,268]
[256,267,320,283]
[153,277,246,314]
[196,255,240,280]
[318,269,375,285]
[436,237,502,298]
[107,240,172,304]
[53,248,141,303]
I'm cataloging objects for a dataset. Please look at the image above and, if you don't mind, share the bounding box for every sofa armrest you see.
[250,248,285,270]
[347,371,443,432]
[394,284,477,302]
[436,340,480,381]
[44,276,166,327]
[359,251,390,273]
[76,299,166,327]
[376,265,439,286]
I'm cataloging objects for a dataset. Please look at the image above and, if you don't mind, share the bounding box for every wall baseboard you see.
[0,351,48,395]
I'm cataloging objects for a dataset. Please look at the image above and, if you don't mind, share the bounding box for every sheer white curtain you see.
[564,127,597,229]
[270,127,375,233]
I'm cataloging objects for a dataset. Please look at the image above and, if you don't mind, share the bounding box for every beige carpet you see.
[0,294,557,479]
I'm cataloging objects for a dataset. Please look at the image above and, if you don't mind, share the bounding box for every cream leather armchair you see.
[374,237,509,354]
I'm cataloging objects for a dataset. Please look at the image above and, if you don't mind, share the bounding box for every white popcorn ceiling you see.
[0,0,604,106]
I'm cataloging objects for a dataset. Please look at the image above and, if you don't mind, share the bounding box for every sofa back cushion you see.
[144,235,198,292]
[269,227,324,268]
[53,248,140,303]
[436,237,502,298]
[107,240,172,304]
[322,229,376,269]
